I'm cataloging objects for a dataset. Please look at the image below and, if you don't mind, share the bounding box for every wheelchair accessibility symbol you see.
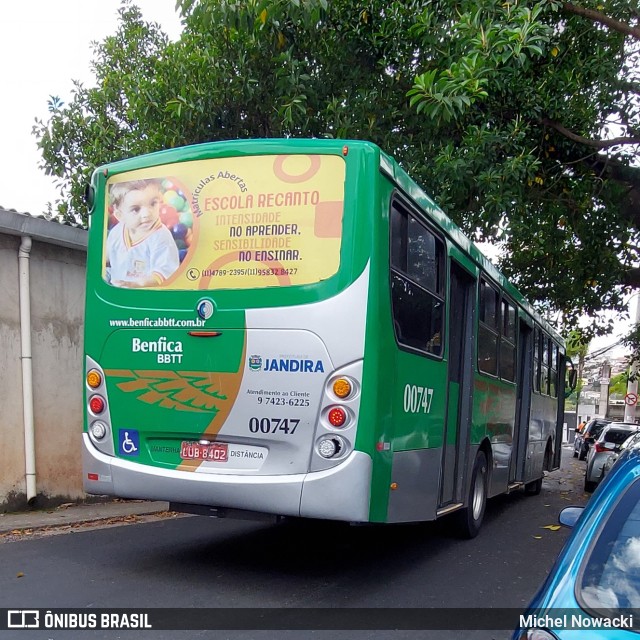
[119,430,140,456]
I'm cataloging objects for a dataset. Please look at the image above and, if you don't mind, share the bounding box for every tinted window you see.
[500,300,517,383]
[502,300,516,340]
[603,430,637,445]
[478,323,498,376]
[539,334,550,395]
[550,344,559,398]
[500,340,516,382]
[480,281,499,329]
[391,273,443,355]
[478,279,499,376]
[579,477,640,613]
[589,421,611,439]
[478,284,517,381]
[390,207,405,270]
[533,328,541,393]
[407,217,441,292]
[390,201,445,357]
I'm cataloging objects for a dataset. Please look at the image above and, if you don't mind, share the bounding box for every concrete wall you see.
[0,234,25,507]
[0,209,87,510]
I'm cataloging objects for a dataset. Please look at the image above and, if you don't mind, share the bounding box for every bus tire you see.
[524,477,543,495]
[455,450,488,539]
[543,442,552,471]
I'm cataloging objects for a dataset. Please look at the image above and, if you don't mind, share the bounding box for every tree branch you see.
[562,2,640,40]
[542,118,640,149]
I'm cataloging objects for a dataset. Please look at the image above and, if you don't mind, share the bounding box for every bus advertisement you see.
[83,139,574,538]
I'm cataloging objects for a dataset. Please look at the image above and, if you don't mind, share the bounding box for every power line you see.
[585,340,624,361]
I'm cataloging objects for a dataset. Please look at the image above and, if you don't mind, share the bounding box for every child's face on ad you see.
[117,185,162,233]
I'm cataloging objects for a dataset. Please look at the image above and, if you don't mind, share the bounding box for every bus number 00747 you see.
[249,417,300,434]
[403,384,434,414]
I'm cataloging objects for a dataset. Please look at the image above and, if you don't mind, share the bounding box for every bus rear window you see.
[102,154,345,290]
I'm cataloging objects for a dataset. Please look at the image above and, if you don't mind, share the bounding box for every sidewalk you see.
[0,500,170,534]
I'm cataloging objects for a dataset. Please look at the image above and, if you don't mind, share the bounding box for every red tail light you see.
[89,395,105,414]
[594,443,609,453]
[328,407,347,427]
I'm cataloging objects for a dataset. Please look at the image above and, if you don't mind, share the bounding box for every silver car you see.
[601,430,640,479]
[584,423,638,493]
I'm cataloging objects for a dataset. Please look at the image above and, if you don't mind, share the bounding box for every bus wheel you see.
[524,477,543,495]
[543,443,552,471]
[455,450,488,539]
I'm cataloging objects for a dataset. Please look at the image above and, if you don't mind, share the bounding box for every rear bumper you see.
[82,434,372,522]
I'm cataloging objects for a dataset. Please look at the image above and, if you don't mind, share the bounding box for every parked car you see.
[601,429,640,479]
[584,423,638,492]
[513,443,640,640]
[573,418,611,460]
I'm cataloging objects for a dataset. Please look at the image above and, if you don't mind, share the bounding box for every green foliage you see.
[34,0,640,341]
[609,371,629,397]
[565,329,590,359]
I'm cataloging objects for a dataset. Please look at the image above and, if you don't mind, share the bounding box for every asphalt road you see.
[0,446,589,640]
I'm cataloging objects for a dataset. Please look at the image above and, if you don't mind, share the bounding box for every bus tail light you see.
[332,377,353,399]
[90,421,107,440]
[328,407,347,427]
[317,436,345,459]
[86,369,102,389]
[89,395,105,414]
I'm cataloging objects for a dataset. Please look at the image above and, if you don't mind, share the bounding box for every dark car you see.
[584,423,638,492]
[573,418,611,461]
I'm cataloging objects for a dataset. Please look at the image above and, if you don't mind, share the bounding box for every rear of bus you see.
[82,140,378,522]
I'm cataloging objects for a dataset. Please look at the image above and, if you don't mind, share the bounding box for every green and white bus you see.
[83,139,572,537]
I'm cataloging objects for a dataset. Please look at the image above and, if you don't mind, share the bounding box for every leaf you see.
[542,525,561,531]
[533,536,543,539]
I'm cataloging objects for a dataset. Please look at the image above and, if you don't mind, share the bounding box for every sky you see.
[1,0,183,217]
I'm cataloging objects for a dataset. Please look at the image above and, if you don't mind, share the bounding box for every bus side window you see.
[478,279,499,376]
[540,335,550,395]
[533,328,541,393]
[500,300,517,383]
[550,344,559,398]
[390,201,444,357]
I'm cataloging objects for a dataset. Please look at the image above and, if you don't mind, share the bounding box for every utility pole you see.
[624,296,640,423]
[574,349,586,429]
[599,361,611,419]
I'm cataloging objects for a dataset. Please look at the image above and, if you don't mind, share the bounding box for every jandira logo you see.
[248,355,324,373]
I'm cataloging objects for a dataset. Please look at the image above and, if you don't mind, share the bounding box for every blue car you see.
[513,443,640,639]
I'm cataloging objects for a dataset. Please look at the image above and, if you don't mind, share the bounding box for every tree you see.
[565,330,590,408]
[34,0,639,339]
[404,0,640,337]
[609,371,629,397]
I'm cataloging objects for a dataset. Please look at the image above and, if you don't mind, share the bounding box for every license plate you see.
[180,441,228,462]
